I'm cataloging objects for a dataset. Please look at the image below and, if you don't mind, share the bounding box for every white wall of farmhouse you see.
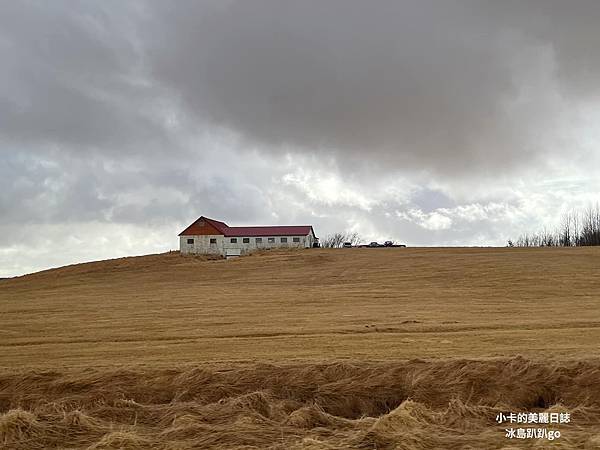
[179,235,224,255]
[180,230,316,256]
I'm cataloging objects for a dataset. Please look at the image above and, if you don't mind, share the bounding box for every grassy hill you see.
[2,247,600,368]
[2,247,600,448]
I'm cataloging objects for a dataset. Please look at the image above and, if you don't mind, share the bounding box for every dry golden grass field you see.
[1,247,600,448]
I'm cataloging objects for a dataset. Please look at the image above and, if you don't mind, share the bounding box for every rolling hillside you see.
[2,247,600,368]
[2,247,600,448]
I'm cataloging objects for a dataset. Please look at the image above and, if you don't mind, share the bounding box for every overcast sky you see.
[2,0,600,276]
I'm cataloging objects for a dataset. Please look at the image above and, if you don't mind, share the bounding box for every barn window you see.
[187,238,194,244]
[243,238,250,243]
[256,238,263,243]
[281,237,288,243]
[293,237,300,242]
[230,238,237,243]
[210,238,217,244]
[268,237,275,243]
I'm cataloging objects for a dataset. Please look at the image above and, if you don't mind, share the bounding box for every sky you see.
[1,0,600,277]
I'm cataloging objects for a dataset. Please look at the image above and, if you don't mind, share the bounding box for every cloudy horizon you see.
[2,0,600,277]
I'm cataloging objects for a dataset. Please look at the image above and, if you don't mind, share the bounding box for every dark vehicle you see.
[342,242,352,248]
[384,241,394,247]
[368,241,380,247]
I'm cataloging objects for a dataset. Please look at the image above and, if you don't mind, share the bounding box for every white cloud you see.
[0,222,175,278]
[281,169,375,211]
[397,209,452,231]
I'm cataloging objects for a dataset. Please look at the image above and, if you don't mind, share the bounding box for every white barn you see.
[179,216,318,258]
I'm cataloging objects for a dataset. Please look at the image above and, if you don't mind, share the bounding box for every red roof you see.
[179,216,316,237]
[203,217,228,233]
[178,217,228,236]
[224,225,314,237]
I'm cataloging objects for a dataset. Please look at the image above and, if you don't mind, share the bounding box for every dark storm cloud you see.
[0,1,171,152]
[144,0,600,174]
[3,0,599,170]
[483,1,600,97]
[0,152,111,226]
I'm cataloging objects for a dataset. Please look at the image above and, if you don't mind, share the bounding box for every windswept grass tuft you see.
[1,358,600,448]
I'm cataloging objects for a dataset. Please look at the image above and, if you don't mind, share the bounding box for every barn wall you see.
[180,235,224,255]
[180,234,313,256]
[222,235,310,255]
[307,230,316,248]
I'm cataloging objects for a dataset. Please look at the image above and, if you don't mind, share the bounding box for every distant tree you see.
[580,204,600,246]
[321,233,344,248]
[346,232,362,246]
[510,203,600,247]
[321,232,362,248]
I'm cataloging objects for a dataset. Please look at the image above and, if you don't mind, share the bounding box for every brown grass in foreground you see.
[1,358,600,449]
